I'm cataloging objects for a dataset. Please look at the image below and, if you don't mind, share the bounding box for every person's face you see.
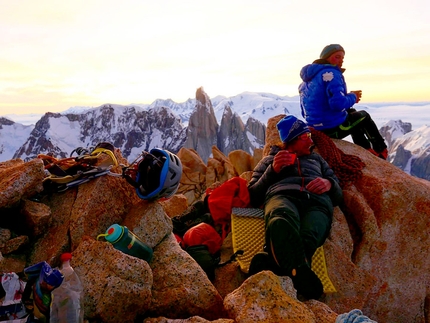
[286,132,314,156]
[327,50,344,68]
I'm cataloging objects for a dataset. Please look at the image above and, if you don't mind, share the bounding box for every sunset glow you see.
[1,0,430,115]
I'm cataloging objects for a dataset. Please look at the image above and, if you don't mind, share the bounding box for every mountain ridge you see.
[1,90,429,180]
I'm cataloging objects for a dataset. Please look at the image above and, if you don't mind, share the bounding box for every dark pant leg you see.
[265,193,333,268]
[264,194,300,231]
[348,110,387,152]
[322,109,370,148]
[264,194,306,273]
[299,196,333,263]
[323,110,387,152]
[264,193,330,299]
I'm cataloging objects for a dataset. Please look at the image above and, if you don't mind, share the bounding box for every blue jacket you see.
[298,62,357,130]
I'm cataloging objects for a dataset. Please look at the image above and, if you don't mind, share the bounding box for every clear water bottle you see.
[50,253,84,323]
[97,224,153,262]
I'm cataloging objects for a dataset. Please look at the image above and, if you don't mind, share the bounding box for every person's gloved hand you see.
[273,150,296,173]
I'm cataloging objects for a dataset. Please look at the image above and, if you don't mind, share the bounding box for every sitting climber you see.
[247,115,343,299]
[298,44,388,159]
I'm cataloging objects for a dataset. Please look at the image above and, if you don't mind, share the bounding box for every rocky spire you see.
[183,87,219,162]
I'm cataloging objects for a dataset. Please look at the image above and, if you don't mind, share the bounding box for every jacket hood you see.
[300,63,341,82]
[269,145,282,156]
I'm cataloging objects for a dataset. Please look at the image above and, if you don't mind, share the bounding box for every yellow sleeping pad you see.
[231,207,336,293]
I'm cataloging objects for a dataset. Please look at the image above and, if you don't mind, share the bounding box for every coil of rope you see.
[310,128,366,188]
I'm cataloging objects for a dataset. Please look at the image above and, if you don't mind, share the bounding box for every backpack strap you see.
[218,249,244,267]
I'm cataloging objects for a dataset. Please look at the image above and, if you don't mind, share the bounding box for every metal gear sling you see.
[38,142,118,193]
[39,143,182,201]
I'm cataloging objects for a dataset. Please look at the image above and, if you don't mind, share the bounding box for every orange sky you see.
[1,0,430,115]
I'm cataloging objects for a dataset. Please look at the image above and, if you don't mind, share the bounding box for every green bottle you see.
[98,224,153,262]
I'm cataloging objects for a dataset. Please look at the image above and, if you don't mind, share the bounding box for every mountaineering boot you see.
[248,251,282,276]
[367,148,379,157]
[248,252,271,276]
[248,252,282,276]
[367,147,388,160]
[290,263,323,300]
[378,148,388,160]
[266,216,304,274]
[266,215,323,299]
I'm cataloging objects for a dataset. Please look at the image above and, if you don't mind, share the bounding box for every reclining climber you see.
[298,44,388,159]
[247,115,343,300]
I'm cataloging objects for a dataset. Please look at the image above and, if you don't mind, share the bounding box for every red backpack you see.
[206,177,251,241]
[182,223,222,255]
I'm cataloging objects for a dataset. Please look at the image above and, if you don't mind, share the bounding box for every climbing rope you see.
[311,128,365,188]
[335,309,378,323]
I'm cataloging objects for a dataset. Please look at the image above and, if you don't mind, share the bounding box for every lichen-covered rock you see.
[28,187,76,265]
[159,194,189,218]
[228,150,253,176]
[305,300,338,323]
[177,147,208,204]
[224,271,316,323]
[144,316,234,323]
[326,140,430,323]
[122,200,173,249]
[0,158,44,209]
[72,237,153,323]
[0,228,11,245]
[68,167,141,249]
[0,235,29,255]
[147,233,226,320]
[20,199,52,237]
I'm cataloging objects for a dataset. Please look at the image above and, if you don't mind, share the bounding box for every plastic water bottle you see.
[97,224,153,262]
[50,253,84,323]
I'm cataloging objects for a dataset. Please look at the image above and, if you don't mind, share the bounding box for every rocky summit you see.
[1,114,430,323]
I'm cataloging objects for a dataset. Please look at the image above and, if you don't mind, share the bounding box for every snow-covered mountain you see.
[387,123,430,178]
[0,117,34,161]
[11,104,187,162]
[1,91,300,162]
[1,91,429,180]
